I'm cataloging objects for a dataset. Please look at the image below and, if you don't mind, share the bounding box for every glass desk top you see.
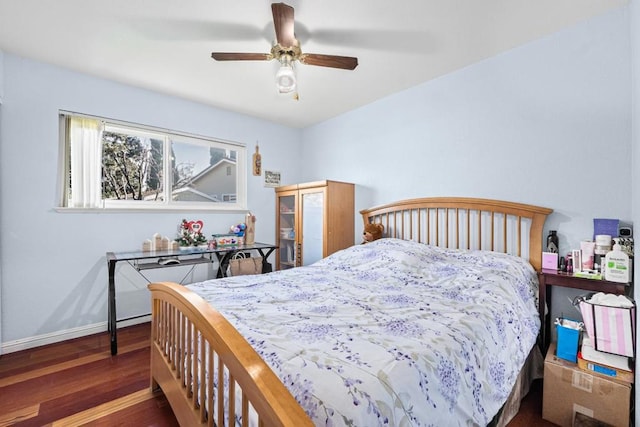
[107,242,278,262]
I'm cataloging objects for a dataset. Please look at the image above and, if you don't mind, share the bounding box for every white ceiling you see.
[0,0,628,128]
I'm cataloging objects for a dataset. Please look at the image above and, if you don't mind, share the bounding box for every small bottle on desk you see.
[603,240,631,283]
[566,254,573,273]
[547,230,559,253]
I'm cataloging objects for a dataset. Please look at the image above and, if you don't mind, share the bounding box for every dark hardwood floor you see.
[0,323,555,426]
[0,323,178,426]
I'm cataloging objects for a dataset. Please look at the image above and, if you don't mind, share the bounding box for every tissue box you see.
[542,252,559,270]
[213,234,239,247]
[556,318,582,363]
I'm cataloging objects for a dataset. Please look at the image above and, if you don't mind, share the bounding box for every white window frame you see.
[58,111,247,212]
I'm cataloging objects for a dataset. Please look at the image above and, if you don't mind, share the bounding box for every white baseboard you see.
[0,315,151,355]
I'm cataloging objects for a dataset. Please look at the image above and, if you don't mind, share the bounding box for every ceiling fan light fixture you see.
[275,55,296,93]
[210,3,358,95]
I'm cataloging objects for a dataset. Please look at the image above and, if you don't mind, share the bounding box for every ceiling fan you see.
[211,2,358,96]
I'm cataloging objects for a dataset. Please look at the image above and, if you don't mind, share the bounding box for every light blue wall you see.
[302,8,631,339]
[0,49,4,103]
[0,54,303,344]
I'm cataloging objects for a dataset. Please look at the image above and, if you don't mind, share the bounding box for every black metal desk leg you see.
[108,258,117,355]
[215,252,235,278]
[257,248,275,273]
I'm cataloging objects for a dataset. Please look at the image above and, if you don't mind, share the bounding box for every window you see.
[59,112,246,211]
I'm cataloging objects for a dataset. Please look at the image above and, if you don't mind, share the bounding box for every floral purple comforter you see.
[187,238,540,426]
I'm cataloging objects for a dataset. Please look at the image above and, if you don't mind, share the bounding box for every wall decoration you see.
[252,142,262,176]
[264,170,281,187]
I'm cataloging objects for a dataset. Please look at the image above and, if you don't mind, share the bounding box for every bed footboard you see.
[148,281,313,427]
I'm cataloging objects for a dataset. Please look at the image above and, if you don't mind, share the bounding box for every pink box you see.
[542,252,558,270]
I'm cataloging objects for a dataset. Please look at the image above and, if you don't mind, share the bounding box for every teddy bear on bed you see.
[362,223,384,244]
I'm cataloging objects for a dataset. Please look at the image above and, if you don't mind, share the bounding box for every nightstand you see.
[538,269,631,352]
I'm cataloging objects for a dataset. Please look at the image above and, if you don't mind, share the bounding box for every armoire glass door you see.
[300,191,324,266]
[277,193,297,270]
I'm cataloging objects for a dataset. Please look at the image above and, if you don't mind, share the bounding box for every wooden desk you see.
[538,269,631,352]
[107,243,277,355]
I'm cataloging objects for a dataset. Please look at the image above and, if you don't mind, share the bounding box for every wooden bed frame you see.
[148,197,552,427]
[361,197,552,271]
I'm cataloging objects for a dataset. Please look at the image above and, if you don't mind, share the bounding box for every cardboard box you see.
[577,339,634,384]
[543,343,631,427]
[577,352,634,384]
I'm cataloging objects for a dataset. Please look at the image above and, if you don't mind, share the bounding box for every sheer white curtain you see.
[69,117,103,208]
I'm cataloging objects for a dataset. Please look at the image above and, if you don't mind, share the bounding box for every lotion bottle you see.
[604,239,631,283]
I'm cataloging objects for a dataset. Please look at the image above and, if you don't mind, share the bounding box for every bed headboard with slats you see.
[360,197,553,271]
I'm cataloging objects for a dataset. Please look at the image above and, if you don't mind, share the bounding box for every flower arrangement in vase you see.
[176,219,208,249]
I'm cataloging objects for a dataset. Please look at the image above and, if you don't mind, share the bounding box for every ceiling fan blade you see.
[271,2,296,47]
[211,52,272,61]
[299,53,358,70]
